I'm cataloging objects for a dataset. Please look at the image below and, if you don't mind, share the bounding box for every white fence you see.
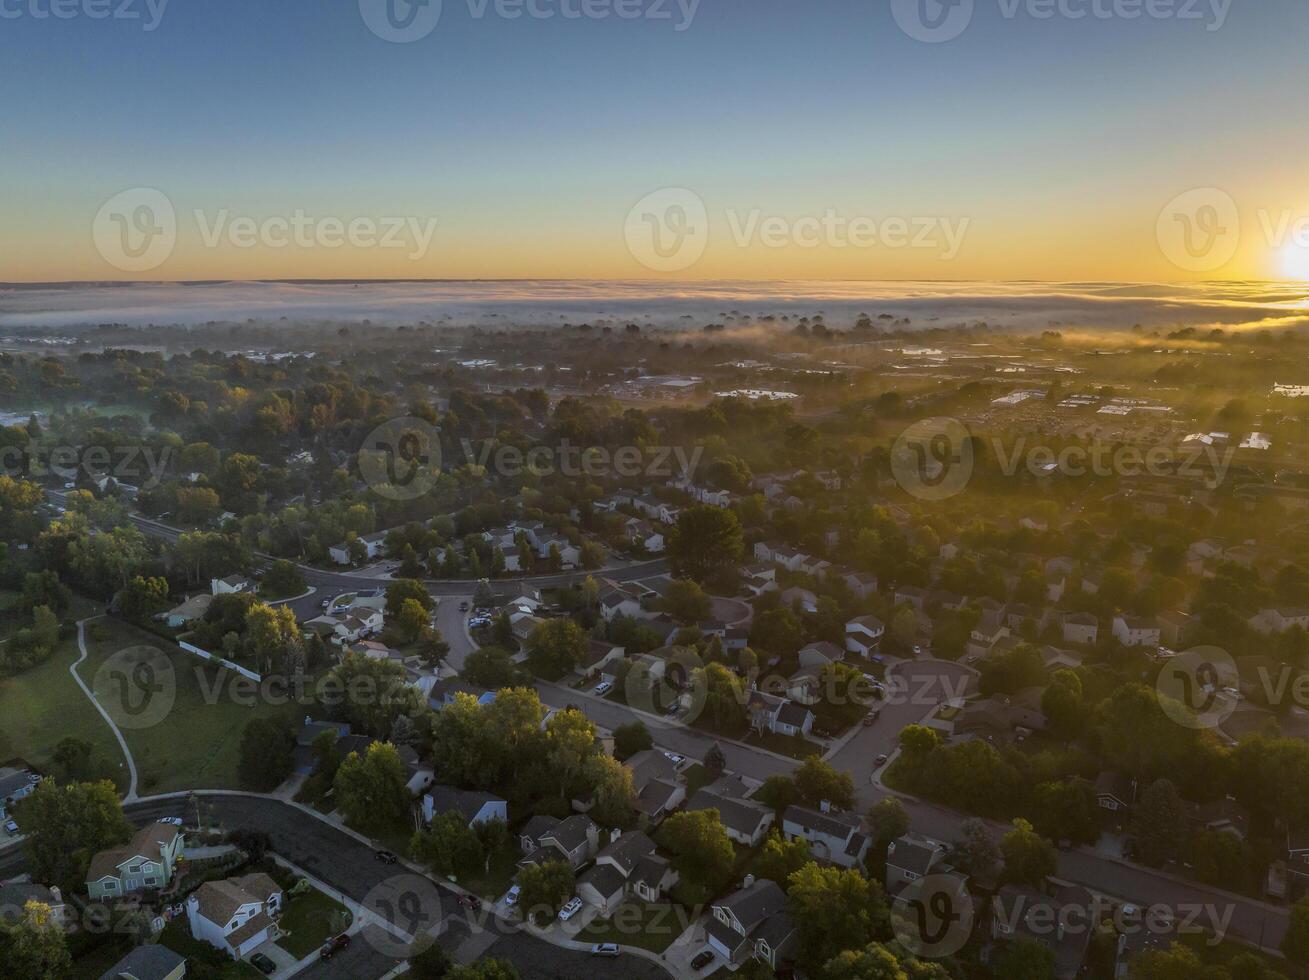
[177,640,262,683]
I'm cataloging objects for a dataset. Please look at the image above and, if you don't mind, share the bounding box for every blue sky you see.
[2,0,1307,281]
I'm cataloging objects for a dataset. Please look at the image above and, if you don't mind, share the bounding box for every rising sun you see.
[1281,243,1309,281]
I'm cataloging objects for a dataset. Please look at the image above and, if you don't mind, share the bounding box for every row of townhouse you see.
[753,541,879,596]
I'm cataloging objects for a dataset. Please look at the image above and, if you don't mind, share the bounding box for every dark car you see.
[320,933,351,959]
[459,600,469,611]
[862,710,880,727]
[691,949,715,970]
[250,953,277,975]
[376,849,398,864]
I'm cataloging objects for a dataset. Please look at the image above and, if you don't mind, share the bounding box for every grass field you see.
[276,887,352,958]
[0,625,129,791]
[80,617,302,794]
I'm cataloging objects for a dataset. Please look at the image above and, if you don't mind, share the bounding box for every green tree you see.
[1030,779,1100,845]
[663,578,712,624]
[794,757,855,811]
[0,901,71,980]
[386,578,435,614]
[867,798,910,844]
[583,754,638,827]
[333,742,411,833]
[462,646,525,689]
[1000,818,1056,887]
[526,618,588,677]
[447,959,520,980]
[613,722,653,761]
[412,811,484,880]
[237,717,295,792]
[669,505,743,584]
[408,942,454,980]
[1130,779,1185,867]
[659,809,735,893]
[752,830,811,888]
[993,937,1056,980]
[261,559,306,598]
[15,780,132,893]
[516,859,575,925]
[787,862,889,971]
[1283,897,1309,970]
[118,575,171,622]
[392,597,434,645]
[545,708,599,797]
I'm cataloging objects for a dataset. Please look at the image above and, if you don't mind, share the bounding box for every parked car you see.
[558,897,583,921]
[375,849,398,864]
[503,885,521,906]
[663,751,685,765]
[4,820,18,835]
[250,953,277,975]
[690,949,715,970]
[320,934,351,959]
[875,753,889,766]
[590,943,620,957]
[159,817,183,826]
[593,681,613,696]
[459,601,469,611]
[862,710,879,727]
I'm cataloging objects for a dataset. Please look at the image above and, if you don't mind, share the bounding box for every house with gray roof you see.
[781,804,869,869]
[685,788,775,847]
[705,878,797,969]
[98,944,187,980]
[575,830,677,914]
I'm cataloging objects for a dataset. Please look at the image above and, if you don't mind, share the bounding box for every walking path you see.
[70,617,140,802]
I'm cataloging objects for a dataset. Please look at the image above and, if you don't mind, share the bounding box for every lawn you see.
[576,902,688,953]
[0,627,128,791]
[454,845,521,901]
[743,731,823,759]
[276,886,353,959]
[80,617,302,794]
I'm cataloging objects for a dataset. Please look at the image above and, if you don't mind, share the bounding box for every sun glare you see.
[1281,243,1309,281]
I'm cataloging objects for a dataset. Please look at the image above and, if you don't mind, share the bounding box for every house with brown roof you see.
[86,822,185,901]
[187,872,283,960]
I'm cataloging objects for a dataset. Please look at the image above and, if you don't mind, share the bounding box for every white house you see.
[748,692,815,738]
[1061,612,1099,646]
[844,615,885,658]
[86,822,185,901]
[329,530,388,565]
[304,608,384,645]
[188,872,283,960]
[1112,615,1160,648]
[422,786,507,828]
[781,804,869,869]
[779,587,818,615]
[210,574,251,596]
[686,788,774,847]
[1250,608,1309,635]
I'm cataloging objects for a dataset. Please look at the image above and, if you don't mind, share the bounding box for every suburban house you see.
[885,834,954,896]
[1061,612,1099,646]
[328,530,388,566]
[798,640,843,668]
[159,593,213,629]
[780,805,869,868]
[1250,608,1309,635]
[97,945,187,980]
[423,786,508,828]
[685,788,775,846]
[518,814,601,869]
[992,881,1096,980]
[845,615,886,658]
[575,831,677,914]
[779,587,818,615]
[748,692,815,738]
[625,518,665,553]
[1112,615,1161,648]
[968,610,1009,657]
[187,872,283,960]
[955,699,1046,740]
[304,607,384,645]
[894,586,928,610]
[599,582,652,623]
[625,749,685,822]
[210,573,251,596]
[843,570,879,599]
[86,822,185,901]
[705,878,798,969]
[1094,772,1135,812]
[786,665,824,706]
[0,882,68,927]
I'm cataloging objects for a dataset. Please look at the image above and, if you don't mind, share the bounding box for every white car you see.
[663,751,685,766]
[159,817,183,827]
[4,820,18,835]
[591,943,620,957]
[503,885,521,906]
[593,681,613,696]
[558,897,583,921]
